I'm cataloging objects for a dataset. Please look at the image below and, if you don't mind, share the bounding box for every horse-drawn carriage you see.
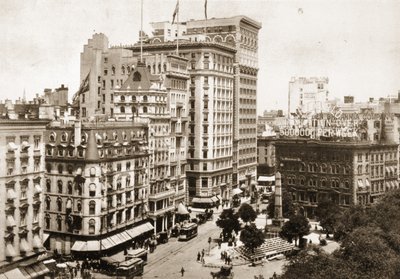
[210,265,234,279]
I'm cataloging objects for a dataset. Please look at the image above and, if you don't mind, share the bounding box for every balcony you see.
[148,189,175,201]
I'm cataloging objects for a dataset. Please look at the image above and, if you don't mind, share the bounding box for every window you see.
[89,201,96,215]
[121,65,126,75]
[57,180,63,193]
[46,179,51,192]
[34,136,41,149]
[89,219,95,234]
[203,151,207,158]
[112,65,115,75]
[57,198,62,211]
[58,164,63,174]
[120,106,125,113]
[20,211,26,226]
[45,215,50,229]
[202,178,208,188]
[57,217,62,231]
[46,197,51,210]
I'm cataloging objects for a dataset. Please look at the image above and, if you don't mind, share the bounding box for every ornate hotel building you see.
[44,121,152,255]
[0,118,50,276]
[276,114,400,218]
[113,58,188,233]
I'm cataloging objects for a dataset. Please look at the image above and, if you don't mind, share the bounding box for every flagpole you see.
[140,0,143,62]
[176,0,180,55]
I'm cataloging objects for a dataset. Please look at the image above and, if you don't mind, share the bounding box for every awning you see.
[177,203,189,215]
[232,188,243,195]
[211,196,219,202]
[3,268,25,278]
[365,179,370,187]
[20,262,50,279]
[5,243,16,257]
[89,183,96,192]
[32,235,42,249]
[126,222,154,239]
[20,238,30,253]
[192,197,213,204]
[357,179,364,188]
[66,199,72,209]
[21,141,30,150]
[7,188,17,200]
[34,184,42,194]
[7,142,18,151]
[109,234,124,246]
[87,240,100,251]
[258,175,275,182]
[43,233,50,243]
[216,195,222,200]
[6,215,16,227]
[240,183,248,189]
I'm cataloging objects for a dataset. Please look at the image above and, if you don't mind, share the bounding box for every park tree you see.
[334,205,370,241]
[267,189,295,218]
[315,199,342,238]
[239,223,265,253]
[216,208,240,241]
[238,203,257,224]
[280,214,310,246]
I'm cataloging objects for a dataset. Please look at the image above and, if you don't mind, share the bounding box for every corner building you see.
[44,121,152,256]
[0,119,50,276]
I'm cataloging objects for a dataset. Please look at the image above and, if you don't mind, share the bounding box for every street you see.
[142,212,286,279]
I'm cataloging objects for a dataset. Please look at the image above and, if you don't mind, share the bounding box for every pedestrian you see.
[221,251,224,260]
[272,272,277,279]
[197,251,201,262]
[181,267,185,277]
[201,249,205,259]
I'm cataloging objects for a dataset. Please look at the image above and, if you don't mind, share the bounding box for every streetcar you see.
[178,222,198,241]
[116,258,144,278]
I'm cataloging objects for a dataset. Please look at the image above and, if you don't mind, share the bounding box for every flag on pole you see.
[204,0,208,19]
[172,0,179,24]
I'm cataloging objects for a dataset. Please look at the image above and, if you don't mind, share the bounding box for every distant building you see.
[44,120,153,255]
[257,131,276,188]
[0,116,50,275]
[276,138,399,218]
[288,77,329,116]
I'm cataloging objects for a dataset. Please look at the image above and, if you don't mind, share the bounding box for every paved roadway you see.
[142,214,285,279]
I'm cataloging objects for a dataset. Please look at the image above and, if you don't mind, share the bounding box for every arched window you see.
[163,63,167,72]
[143,107,148,113]
[58,164,63,174]
[45,214,50,229]
[46,179,51,192]
[127,65,131,74]
[89,183,96,197]
[147,65,151,72]
[299,163,306,172]
[143,95,148,102]
[77,201,82,212]
[57,180,63,193]
[45,196,51,210]
[120,95,125,102]
[121,65,126,75]
[57,216,62,231]
[158,63,161,73]
[89,201,96,215]
[132,96,136,102]
[112,65,116,75]
[120,106,125,113]
[46,163,52,173]
[89,219,95,234]
[133,71,141,81]
[126,175,131,187]
[67,181,73,194]
[57,198,62,211]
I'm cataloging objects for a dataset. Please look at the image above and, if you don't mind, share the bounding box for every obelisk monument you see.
[272,171,284,227]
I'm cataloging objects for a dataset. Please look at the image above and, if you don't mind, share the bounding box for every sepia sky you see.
[1,0,400,113]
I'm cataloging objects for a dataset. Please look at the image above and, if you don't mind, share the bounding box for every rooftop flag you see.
[172,0,179,24]
[205,0,207,19]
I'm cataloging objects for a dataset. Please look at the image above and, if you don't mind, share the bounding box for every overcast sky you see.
[1,0,400,113]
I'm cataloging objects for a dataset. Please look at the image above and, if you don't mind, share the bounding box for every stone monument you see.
[272,171,285,227]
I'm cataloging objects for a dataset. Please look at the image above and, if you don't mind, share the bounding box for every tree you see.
[238,203,257,224]
[280,214,310,246]
[315,199,342,237]
[267,189,295,218]
[334,205,370,241]
[239,223,265,253]
[215,208,240,241]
